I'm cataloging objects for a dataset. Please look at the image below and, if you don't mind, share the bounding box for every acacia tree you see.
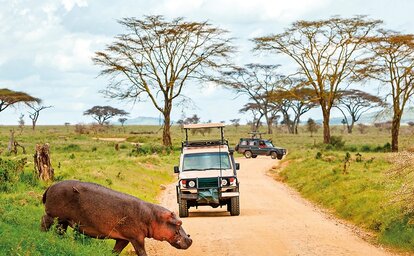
[27,104,53,131]
[93,16,233,147]
[0,88,40,114]
[356,31,414,152]
[239,102,264,132]
[253,16,382,143]
[84,106,128,125]
[334,89,385,134]
[215,64,286,134]
[268,87,318,134]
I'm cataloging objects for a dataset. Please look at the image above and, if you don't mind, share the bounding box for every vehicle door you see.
[249,140,260,154]
[257,140,269,155]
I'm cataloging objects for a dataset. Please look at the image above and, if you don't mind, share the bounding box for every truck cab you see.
[174,123,240,217]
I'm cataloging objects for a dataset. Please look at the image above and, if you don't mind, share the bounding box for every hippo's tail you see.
[42,187,50,204]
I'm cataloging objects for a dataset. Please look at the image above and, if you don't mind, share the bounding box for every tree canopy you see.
[83,106,128,125]
[93,15,234,146]
[215,64,287,134]
[355,31,414,151]
[0,88,41,113]
[253,16,382,143]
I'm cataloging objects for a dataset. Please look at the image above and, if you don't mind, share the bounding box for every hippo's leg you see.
[40,214,54,231]
[112,239,129,254]
[130,239,147,256]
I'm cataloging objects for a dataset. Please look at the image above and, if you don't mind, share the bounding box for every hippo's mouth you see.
[171,233,192,249]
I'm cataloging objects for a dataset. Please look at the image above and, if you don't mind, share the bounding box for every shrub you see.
[129,144,171,156]
[329,136,345,149]
[387,152,414,218]
[361,144,372,152]
[63,144,81,152]
[74,124,88,134]
[315,152,322,159]
[0,158,27,192]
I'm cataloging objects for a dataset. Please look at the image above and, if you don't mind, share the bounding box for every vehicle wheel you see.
[277,154,283,160]
[244,151,252,158]
[251,155,258,158]
[179,198,189,218]
[229,196,240,216]
[270,151,277,159]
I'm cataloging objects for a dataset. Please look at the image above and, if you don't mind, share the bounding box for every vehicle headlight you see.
[221,178,228,186]
[188,180,196,188]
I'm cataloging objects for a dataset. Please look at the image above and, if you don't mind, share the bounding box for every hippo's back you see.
[43,180,143,226]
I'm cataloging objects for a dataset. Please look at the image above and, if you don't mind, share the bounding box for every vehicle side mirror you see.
[174,166,179,173]
[235,163,240,170]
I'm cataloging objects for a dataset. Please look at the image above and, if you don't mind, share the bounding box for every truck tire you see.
[179,198,189,218]
[244,150,252,158]
[270,151,277,159]
[229,196,240,216]
[277,154,283,160]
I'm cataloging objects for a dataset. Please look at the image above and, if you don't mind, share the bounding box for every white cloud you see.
[1,0,414,125]
[61,0,88,11]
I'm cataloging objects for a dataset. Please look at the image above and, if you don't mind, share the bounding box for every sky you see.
[1,0,414,125]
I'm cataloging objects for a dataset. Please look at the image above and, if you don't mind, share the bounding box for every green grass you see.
[0,125,178,255]
[275,126,414,251]
[0,124,413,254]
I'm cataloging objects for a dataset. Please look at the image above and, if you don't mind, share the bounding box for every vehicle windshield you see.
[265,141,274,147]
[183,152,231,171]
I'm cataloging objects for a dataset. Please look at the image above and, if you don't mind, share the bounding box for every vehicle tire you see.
[252,155,258,158]
[270,151,277,159]
[179,198,189,218]
[244,150,252,158]
[277,154,283,160]
[229,196,240,216]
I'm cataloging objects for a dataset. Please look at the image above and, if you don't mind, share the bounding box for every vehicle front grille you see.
[198,177,219,188]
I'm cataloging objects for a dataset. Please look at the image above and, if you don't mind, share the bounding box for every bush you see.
[329,136,345,149]
[74,124,88,134]
[63,144,81,152]
[0,158,27,192]
[361,144,372,152]
[129,144,171,156]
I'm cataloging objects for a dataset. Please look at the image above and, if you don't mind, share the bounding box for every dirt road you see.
[145,157,393,256]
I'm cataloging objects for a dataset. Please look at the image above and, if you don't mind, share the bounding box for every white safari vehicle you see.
[174,123,240,217]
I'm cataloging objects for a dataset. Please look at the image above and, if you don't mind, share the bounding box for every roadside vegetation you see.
[1,123,413,254]
[0,125,178,255]
[270,125,414,251]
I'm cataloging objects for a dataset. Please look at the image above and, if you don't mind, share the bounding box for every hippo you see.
[41,180,192,256]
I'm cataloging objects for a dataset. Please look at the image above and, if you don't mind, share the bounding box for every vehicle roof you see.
[183,123,225,129]
[183,145,229,154]
[240,138,271,141]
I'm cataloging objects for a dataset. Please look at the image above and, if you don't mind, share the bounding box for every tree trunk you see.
[391,112,402,152]
[322,107,331,144]
[265,115,273,134]
[347,123,353,134]
[7,129,15,154]
[162,106,172,147]
[34,143,54,181]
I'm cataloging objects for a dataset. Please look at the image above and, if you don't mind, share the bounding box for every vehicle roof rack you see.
[183,123,225,129]
[248,132,266,139]
[182,123,226,147]
[182,139,229,148]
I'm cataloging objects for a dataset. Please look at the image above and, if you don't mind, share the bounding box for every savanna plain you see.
[0,124,413,255]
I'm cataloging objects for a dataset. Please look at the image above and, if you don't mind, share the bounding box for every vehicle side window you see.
[240,140,247,146]
[249,141,256,146]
